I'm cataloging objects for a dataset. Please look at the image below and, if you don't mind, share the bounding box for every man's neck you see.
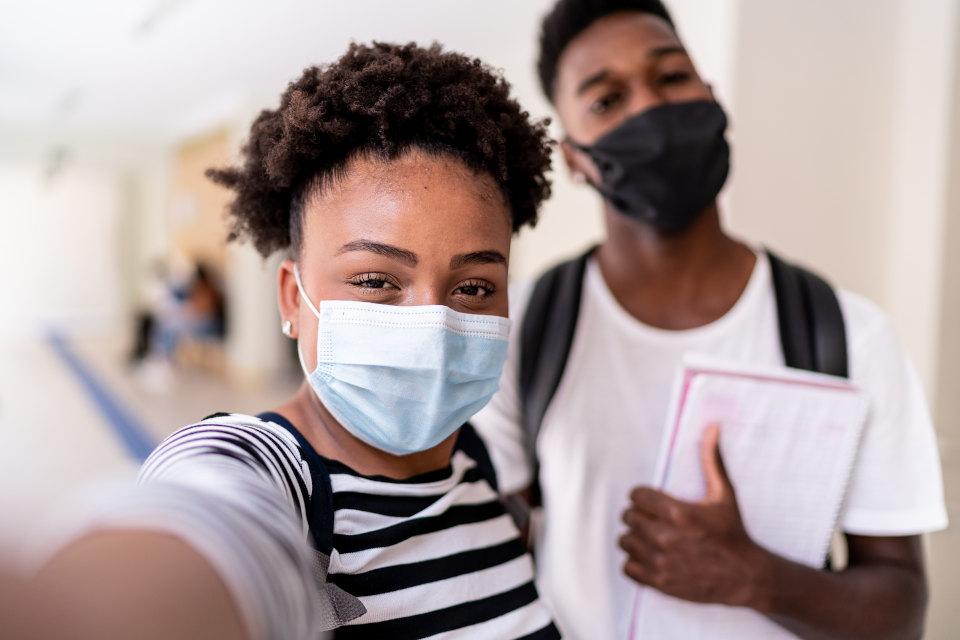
[275,385,458,480]
[596,203,757,331]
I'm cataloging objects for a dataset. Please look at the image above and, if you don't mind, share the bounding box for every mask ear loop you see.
[293,264,323,318]
[292,264,321,377]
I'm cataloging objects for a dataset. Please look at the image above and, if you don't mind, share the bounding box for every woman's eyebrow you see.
[450,250,506,269]
[336,240,418,265]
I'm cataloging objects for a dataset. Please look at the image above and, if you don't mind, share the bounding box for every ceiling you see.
[0,0,555,145]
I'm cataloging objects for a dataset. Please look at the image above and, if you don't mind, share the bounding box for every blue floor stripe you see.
[47,332,156,462]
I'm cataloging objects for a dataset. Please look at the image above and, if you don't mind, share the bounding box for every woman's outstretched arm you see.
[13,530,248,640]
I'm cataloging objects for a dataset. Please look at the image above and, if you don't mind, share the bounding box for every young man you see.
[471,1,948,638]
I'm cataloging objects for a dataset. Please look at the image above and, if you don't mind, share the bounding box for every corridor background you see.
[1,1,957,636]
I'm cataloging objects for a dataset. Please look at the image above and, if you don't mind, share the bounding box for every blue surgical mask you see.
[293,266,510,456]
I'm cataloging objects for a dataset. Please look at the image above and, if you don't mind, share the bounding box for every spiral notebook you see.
[629,355,869,639]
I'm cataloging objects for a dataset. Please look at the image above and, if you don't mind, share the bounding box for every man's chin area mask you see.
[570,99,731,233]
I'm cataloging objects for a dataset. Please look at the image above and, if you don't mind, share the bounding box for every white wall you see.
[727,0,900,304]
[728,0,959,403]
[884,0,959,398]
[0,162,125,338]
[938,18,960,455]
[0,125,174,341]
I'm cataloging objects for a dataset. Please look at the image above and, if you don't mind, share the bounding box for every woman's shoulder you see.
[140,412,311,485]
[162,412,302,448]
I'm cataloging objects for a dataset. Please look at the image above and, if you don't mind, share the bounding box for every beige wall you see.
[937,20,960,489]
[0,162,125,337]
[726,0,899,305]
[169,128,232,271]
[883,0,959,401]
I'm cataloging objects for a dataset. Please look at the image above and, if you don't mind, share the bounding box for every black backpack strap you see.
[458,422,499,493]
[258,412,335,553]
[766,250,849,571]
[258,411,367,624]
[766,249,848,378]
[519,246,595,506]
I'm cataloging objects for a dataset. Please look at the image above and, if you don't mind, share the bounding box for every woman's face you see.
[278,148,513,368]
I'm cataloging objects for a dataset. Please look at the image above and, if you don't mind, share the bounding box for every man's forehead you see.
[556,12,683,93]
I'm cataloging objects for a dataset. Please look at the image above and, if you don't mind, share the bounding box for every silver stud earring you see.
[281,320,294,337]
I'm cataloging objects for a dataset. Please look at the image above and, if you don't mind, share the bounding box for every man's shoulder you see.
[834,288,895,348]
[507,251,597,326]
[507,279,537,326]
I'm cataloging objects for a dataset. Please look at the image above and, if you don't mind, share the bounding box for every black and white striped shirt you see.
[131,412,559,639]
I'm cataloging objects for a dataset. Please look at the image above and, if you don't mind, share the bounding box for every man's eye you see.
[659,71,692,85]
[590,91,623,115]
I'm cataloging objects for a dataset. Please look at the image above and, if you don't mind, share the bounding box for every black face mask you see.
[570,100,731,233]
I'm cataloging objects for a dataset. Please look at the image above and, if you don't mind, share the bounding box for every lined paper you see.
[630,356,869,639]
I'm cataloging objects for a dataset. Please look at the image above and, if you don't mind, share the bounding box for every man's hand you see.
[618,425,769,608]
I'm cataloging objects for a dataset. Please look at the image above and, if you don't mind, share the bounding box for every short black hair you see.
[208,42,552,258]
[537,0,675,101]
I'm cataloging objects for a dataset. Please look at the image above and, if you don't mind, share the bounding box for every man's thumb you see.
[700,424,733,502]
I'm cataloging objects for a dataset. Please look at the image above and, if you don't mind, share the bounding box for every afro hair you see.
[208,41,553,257]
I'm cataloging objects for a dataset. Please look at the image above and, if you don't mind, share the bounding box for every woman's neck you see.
[275,385,458,480]
[596,202,757,330]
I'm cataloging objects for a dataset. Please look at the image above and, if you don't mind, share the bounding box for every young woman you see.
[19,42,560,639]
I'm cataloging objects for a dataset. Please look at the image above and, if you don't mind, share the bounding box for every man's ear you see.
[277,258,300,339]
[705,82,716,102]
[560,138,598,186]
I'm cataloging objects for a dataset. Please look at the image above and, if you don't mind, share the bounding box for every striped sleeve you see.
[133,415,327,639]
[41,414,344,639]
[139,416,313,535]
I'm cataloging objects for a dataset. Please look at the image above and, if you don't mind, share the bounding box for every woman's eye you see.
[454,280,495,299]
[590,91,623,115]
[348,273,398,291]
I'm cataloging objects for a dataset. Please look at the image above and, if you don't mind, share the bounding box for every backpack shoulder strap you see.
[765,251,849,572]
[518,246,595,504]
[766,249,848,378]
[458,422,499,493]
[257,411,335,553]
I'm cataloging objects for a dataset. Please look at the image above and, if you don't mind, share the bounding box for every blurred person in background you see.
[171,262,229,374]
[6,42,561,639]
[183,262,227,342]
[471,0,948,638]
[129,260,229,388]
[127,258,170,365]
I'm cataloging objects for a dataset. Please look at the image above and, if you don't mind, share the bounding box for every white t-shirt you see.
[471,252,948,640]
